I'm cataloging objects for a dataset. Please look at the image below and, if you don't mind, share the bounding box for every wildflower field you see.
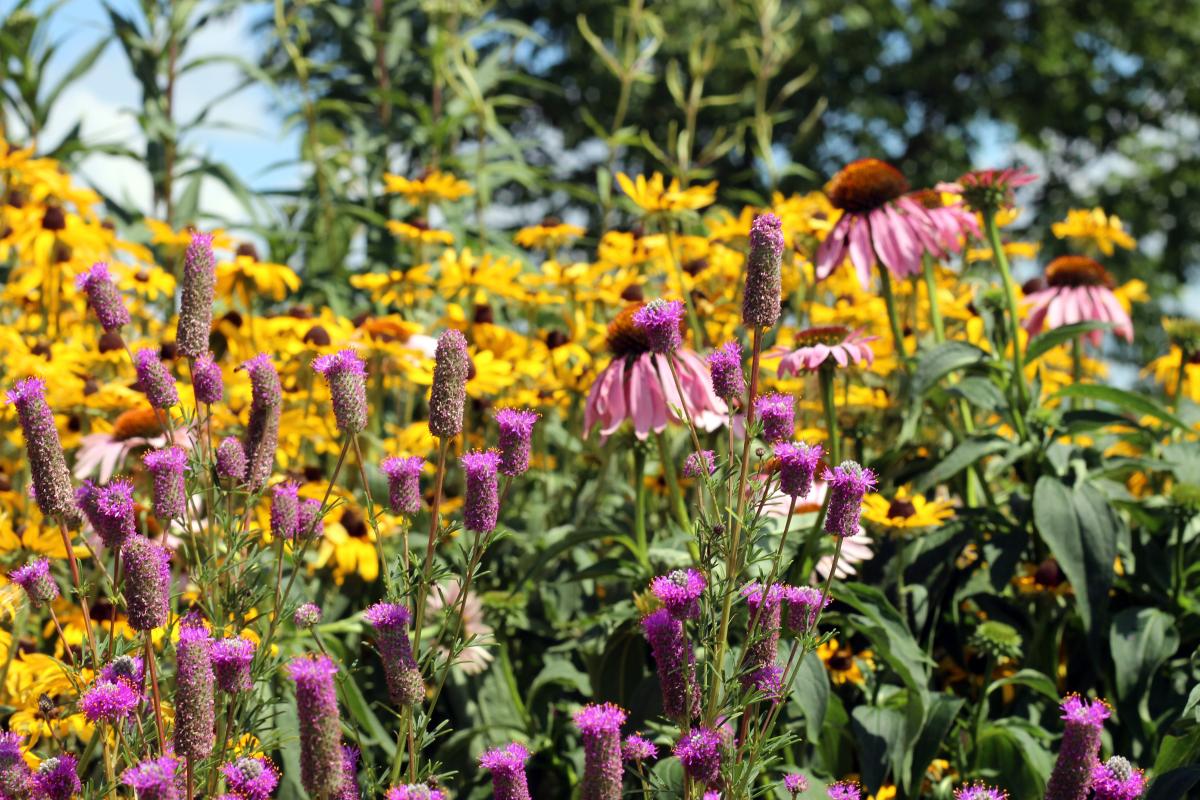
[1,2,1199,799]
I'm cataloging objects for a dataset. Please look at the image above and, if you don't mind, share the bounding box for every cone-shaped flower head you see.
[191,352,224,405]
[34,755,81,800]
[241,354,281,491]
[707,340,745,400]
[622,734,657,762]
[495,408,539,476]
[91,478,137,549]
[823,460,877,537]
[294,603,322,629]
[0,732,32,800]
[363,603,423,706]
[827,781,862,800]
[633,299,686,354]
[650,569,706,620]
[134,349,179,409]
[683,450,717,479]
[143,446,187,521]
[123,535,171,631]
[176,231,216,358]
[287,656,345,800]
[1045,695,1111,800]
[6,378,74,519]
[381,456,424,515]
[334,745,359,800]
[212,636,256,694]
[270,481,300,541]
[461,450,501,534]
[783,585,830,633]
[386,785,448,800]
[954,785,1009,800]
[122,755,181,800]
[77,262,130,332]
[741,582,785,699]
[743,213,784,329]
[784,774,809,797]
[479,742,532,800]
[428,329,469,438]
[641,609,699,722]
[9,558,59,608]
[174,621,215,760]
[574,703,627,800]
[80,680,139,724]
[215,437,247,483]
[221,756,279,800]
[775,441,823,498]
[297,498,325,541]
[313,349,368,434]
[1090,756,1145,800]
[674,727,722,786]
[754,393,794,444]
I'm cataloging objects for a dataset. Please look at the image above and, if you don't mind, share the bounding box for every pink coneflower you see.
[816,159,974,287]
[425,579,494,675]
[585,304,727,442]
[939,166,1037,213]
[1023,256,1133,344]
[776,326,878,375]
[74,407,189,482]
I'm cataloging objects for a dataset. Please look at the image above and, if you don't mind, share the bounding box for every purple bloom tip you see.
[363,602,412,630]
[573,702,628,735]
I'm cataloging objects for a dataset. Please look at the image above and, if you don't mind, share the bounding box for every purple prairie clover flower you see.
[574,703,627,800]
[673,726,723,786]
[294,603,322,629]
[297,497,324,540]
[386,785,448,800]
[221,756,279,800]
[495,408,539,476]
[134,348,179,409]
[743,212,784,329]
[1045,695,1111,800]
[363,603,423,706]
[633,299,686,354]
[334,745,360,800]
[461,450,501,534]
[93,478,137,548]
[270,481,300,541]
[381,455,424,515]
[707,340,744,400]
[9,558,60,607]
[313,349,368,434]
[783,585,830,633]
[240,354,282,491]
[823,460,877,538]
[100,654,145,689]
[191,352,224,405]
[703,793,721,800]
[143,446,188,521]
[784,773,809,796]
[754,393,794,444]
[122,755,181,800]
[176,231,216,358]
[212,636,255,693]
[287,656,345,800]
[0,732,32,800]
[1090,756,1145,800]
[174,624,215,760]
[428,329,470,438]
[683,450,717,479]
[479,742,532,800]
[742,583,785,700]
[622,734,657,762]
[827,781,862,800]
[122,535,171,631]
[650,569,706,620]
[642,609,699,721]
[6,377,74,519]
[34,754,81,800]
[775,441,822,499]
[215,437,247,483]
[80,680,139,723]
[76,262,130,332]
[954,785,1009,800]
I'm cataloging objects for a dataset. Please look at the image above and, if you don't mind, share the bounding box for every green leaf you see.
[1110,608,1180,708]
[851,706,906,793]
[912,341,989,396]
[987,668,1060,702]
[1153,728,1200,776]
[1026,321,1112,363]
[903,694,963,794]
[528,657,591,704]
[946,376,1006,411]
[916,435,1010,491]
[788,649,829,743]
[976,721,1052,798]
[838,585,933,712]
[1146,766,1200,800]
[1050,384,1189,430]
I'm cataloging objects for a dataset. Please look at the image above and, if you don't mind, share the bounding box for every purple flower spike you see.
[34,754,81,800]
[77,262,130,333]
[784,773,809,797]
[9,558,60,608]
[241,354,281,491]
[633,299,686,354]
[313,348,368,434]
[191,352,224,405]
[428,329,469,439]
[683,450,717,479]
[134,348,179,409]
[1045,695,1111,800]
[100,655,145,689]
[954,784,1009,800]
[642,609,699,722]
[479,742,532,800]
[827,781,862,800]
[782,585,830,633]
[363,603,423,707]
[650,569,706,620]
[287,656,345,800]
[122,755,181,800]
[822,460,877,537]
[80,680,139,723]
[294,603,322,629]
[622,734,657,762]
[495,408,539,477]
[212,636,256,693]
[386,785,448,800]
[741,583,785,701]
[775,441,822,498]
[297,497,324,541]
[270,481,300,541]
[176,231,216,358]
[754,393,794,444]
[143,446,188,521]
[460,450,501,534]
[574,703,627,800]
[222,756,280,800]
[1090,756,1145,800]
[6,377,74,519]
[381,455,424,515]
[707,340,744,400]
[91,478,137,548]
[174,623,215,760]
[123,535,171,631]
[0,732,32,800]
[743,212,784,329]
[215,437,247,483]
[335,744,360,800]
[674,727,723,786]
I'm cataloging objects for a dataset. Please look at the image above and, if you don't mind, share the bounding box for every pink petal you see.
[848,216,874,288]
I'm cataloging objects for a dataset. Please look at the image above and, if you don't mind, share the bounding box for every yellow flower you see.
[383,170,473,202]
[144,219,234,250]
[387,220,455,246]
[1145,346,1200,403]
[861,489,954,531]
[435,249,526,305]
[1051,208,1136,255]
[967,240,1040,262]
[869,786,898,800]
[217,253,301,301]
[311,507,379,584]
[616,172,716,214]
[514,220,586,250]
[818,639,874,686]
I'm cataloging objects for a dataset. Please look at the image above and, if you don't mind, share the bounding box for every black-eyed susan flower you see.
[1051,208,1136,256]
[616,172,716,215]
[383,169,472,202]
[861,489,954,531]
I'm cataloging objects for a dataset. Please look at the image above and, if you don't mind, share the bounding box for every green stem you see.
[878,268,909,370]
[632,447,650,568]
[664,224,707,348]
[1172,348,1189,413]
[984,212,1030,413]
[1071,336,1084,411]
[820,364,841,465]
[922,255,946,343]
[657,432,691,530]
[972,653,997,771]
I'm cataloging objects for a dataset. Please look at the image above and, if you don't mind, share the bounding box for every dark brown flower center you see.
[1033,558,1064,587]
[342,508,368,539]
[793,325,850,348]
[606,303,654,358]
[111,407,165,441]
[828,652,854,671]
[1045,256,1113,288]
[907,189,944,210]
[825,159,909,213]
[887,498,916,519]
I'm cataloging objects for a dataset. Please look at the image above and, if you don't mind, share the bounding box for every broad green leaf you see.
[903,694,963,794]
[839,585,933,716]
[987,668,1060,702]
[851,705,906,793]
[946,376,1006,411]
[917,435,1010,491]
[1146,766,1200,800]
[1026,321,1112,363]
[1110,607,1179,706]
[976,722,1052,798]
[788,650,829,743]
[1050,384,1188,430]
[1153,728,1200,776]
[912,341,989,396]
